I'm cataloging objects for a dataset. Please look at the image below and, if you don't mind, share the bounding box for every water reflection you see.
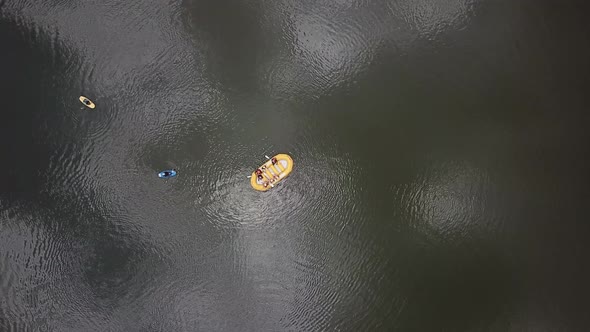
[255,0,478,101]
[389,0,477,38]
[403,160,498,240]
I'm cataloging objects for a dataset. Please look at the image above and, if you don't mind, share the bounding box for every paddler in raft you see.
[255,168,273,188]
[255,168,266,184]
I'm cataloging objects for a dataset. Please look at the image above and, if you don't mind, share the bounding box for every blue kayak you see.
[158,169,177,178]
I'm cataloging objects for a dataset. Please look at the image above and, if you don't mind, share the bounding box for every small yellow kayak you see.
[79,96,95,109]
[250,153,293,191]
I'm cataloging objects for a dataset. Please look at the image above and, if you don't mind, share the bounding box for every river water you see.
[1,0,589,331]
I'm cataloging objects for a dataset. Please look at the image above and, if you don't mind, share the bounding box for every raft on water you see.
[250,153,293,191]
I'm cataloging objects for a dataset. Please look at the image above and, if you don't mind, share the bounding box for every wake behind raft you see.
[250,154,293,191]
[158,169,177,179]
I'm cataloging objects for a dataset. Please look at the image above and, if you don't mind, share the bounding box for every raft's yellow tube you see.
[250,154,293,191]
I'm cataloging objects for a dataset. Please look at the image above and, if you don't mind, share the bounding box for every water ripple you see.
[394,159,502,242]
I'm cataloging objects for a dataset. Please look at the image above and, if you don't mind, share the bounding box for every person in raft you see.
[255,168,265,183]
[271,157,278,165]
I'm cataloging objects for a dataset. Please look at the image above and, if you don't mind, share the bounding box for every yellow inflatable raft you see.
[79,96,95,109]
[250,153,293,191]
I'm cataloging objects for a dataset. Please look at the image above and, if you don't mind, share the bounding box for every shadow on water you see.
[0,17,58,204]
[0,14,169,331]
[181,0,275,94]
[396,240,517,331]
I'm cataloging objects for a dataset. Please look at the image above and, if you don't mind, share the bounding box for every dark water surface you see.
[1,0,590,330]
